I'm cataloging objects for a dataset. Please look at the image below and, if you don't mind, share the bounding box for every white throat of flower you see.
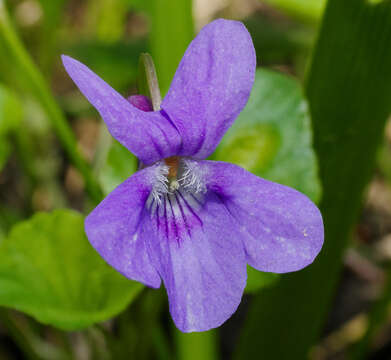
[149,158,206,206]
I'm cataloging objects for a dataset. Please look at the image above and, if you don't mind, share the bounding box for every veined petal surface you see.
[62,55,181,164]
[145,189,246,332]
[199,160,324,273]
[85,166,162,288]
[161,19,256,159]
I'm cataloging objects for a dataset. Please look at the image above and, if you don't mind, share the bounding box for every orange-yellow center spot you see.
[164,156,180,179]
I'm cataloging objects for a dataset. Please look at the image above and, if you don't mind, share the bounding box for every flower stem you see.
[175,329,219,360]
[0,0,103,204]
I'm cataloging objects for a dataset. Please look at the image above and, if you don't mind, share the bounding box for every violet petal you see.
[85,165,162,288]
[146,190,246,332]
[62,55,181,164]
[161,19,256,159]
[199,160,324,273]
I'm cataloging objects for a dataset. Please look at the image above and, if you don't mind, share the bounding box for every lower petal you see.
[198,160,324,273]
[146,191,246,332]
[85,166,161,288]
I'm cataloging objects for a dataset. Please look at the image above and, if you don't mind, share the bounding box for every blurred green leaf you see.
[36,0,65,73]
[37,0,65,23]
[0,210,142,330]
[0,205,23,242]
[114,0,193,92]
[65,40,146,92]
[245,267,279,294]
[0,139,10,170]
[124,0,193,90]
[85,0,128,43]
[377,138,391,185]
[148,0,194,94]
[0,84,22,135]
[214,69,320,293]
[261,0,326,22]
[0,84,22,170]
[244,14,314,67]
[99,140,137,196]
[236,0,391,359]
[214,69,321,202]
[123,0,149,11]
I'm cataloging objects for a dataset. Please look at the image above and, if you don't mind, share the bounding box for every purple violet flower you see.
[62,19,324,332]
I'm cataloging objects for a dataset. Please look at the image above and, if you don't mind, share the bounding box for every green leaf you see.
[65,40,145,92]
[236,1,391,359]
[0,84,22,170]
[36,0,66,73]
[261,0,326,22]
[98,140,137,196]
[245,267,279,294]
[148,0,194,94]
[0,210,142,330]
[214,69,320,293]
[214,68,321,202]
[244,14,314,66]
[377,139,391,185]
[0,138,10,170]
[85,0,128,43]
[122,0,149,12]
[0,83,22,136]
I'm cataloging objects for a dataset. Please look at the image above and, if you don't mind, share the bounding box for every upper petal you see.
[62,55,181,164]
[85,165,162,288]
[198,161,324,273]
[161,19,256,159]
[145,189,246,332]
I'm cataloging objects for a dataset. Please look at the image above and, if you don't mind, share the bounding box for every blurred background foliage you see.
[0,0,390,359]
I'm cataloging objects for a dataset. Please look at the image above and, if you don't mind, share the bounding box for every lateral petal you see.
[199,160,324,273]
[85,165,162,288]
